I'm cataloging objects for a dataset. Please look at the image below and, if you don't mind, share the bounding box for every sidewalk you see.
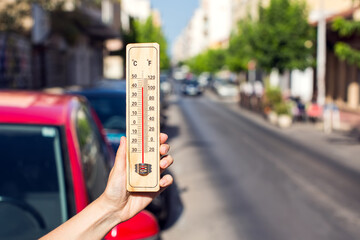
[205,89,360,174]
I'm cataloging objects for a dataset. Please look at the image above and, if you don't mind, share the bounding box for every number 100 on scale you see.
[126,43,160,192]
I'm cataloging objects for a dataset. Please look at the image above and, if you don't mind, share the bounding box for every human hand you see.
[100,133,174,222]
[40,133,173,240]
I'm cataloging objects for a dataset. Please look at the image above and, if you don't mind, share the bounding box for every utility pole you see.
[316,0,326,106]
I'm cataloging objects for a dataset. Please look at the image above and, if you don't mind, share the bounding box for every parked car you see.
[0,91,159,240]
[94,78,127,90]
[181,80,203,96]
[160,74,173,96]
[160,74,172,112]
[69,88,127,153]
[213,79,239,98]
[198,72,211,88]
[86,79,167,128]
[70,88,183,230]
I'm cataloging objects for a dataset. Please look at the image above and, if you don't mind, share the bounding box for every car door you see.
[74,103,110,202]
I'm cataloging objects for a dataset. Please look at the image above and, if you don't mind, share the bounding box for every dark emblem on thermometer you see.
[135,163,152,176]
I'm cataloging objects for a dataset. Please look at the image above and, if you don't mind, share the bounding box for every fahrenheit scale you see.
[126,43,160,192]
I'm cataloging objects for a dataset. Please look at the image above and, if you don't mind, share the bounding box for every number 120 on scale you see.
[126,43,160,192]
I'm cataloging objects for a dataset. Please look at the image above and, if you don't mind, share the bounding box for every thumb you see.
[114,136,126,171]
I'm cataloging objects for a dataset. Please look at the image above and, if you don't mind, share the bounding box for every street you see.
[162,87,360,240]
[2,1,360,240]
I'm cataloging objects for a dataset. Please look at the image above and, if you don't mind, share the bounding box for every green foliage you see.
[185,53,207,75]
[186,17,254,75]
[186,48,226,74]
[332,17,360,67]
[132,16,170,70]
[332,17,360,37]
[226,18,255,72]
[274,101,291,115]
[120,17,138,62]
[264,87,282,108]
[209,48,226,71]
[264,86,291,115]
[252,0,314,73]
[334,42,360,67]
[189,0,314,75]
[77,116,92,148]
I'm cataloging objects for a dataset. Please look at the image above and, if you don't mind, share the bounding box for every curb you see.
[204,91,360,175]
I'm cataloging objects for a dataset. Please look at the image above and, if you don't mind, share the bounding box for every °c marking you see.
[132,59,137,66]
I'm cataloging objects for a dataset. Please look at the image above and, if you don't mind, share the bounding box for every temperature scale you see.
[126,43,160,192]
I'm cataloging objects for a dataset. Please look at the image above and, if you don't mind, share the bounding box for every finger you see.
[159,174,173,188]
[160,144,170,156]
[160,155,174,170]
[160,133,168,144]
[114,136,126,170]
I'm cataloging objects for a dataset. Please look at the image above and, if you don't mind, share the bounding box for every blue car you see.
[70,88,126,153]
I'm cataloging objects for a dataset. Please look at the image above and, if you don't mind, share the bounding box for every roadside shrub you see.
[274,101,291,115]
[263,87,282,112]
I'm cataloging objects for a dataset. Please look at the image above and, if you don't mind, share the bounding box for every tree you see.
[205,48,226,73]
[332,17,360,67]
[226,18,255,73]
[133,16,170,70]
[252,0,314,73]
[186,48,226,74]
[120,17,138,64]
[186,52,208,75]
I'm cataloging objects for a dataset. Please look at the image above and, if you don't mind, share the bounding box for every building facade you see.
[232,0,359,110]
[320,8,360,110]
[230,0,354,27]
[121,0,151,31]
[0,0,121,89]
[172,0,232,64]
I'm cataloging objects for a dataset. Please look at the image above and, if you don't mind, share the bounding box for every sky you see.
[150,0,199,53]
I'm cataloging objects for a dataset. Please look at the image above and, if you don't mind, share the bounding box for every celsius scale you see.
[126,43,160,192]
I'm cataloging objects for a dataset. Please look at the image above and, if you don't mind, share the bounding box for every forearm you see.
[40,195,121,240]
[39,134,173,240]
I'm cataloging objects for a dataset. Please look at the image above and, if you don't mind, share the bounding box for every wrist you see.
[97,194,123,224]
[40,194,124,240]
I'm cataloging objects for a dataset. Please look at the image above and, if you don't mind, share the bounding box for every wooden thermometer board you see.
[126,43,160,192]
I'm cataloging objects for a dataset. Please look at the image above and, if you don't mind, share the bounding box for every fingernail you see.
[160,178,167,186]
[161,145,168,153]
[160,160,167,168]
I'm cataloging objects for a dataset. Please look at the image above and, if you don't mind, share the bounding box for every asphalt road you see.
[162,88,360,240]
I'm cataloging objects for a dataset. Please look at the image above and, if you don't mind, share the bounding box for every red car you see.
[0,91,159,240]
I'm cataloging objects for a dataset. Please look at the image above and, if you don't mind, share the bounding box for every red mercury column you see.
[141,87,144,164]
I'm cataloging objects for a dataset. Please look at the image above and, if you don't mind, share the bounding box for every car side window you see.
[75,105,109,202]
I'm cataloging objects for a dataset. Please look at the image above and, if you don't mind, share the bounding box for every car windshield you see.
[160,75,167,82]
[84,93,126,132]
[185,80,198,86]
[0,125,67,240]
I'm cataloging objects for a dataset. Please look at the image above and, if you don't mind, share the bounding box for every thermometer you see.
[126,43,160,192]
